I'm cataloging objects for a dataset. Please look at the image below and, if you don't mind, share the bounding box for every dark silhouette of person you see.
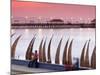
[28,53,34,67]
[74,58,79,70]
[34,50,39,68]
[28,50,39,68]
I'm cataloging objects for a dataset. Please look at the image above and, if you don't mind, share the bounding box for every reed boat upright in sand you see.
[80,41,87,67]
[67,39,73,65]
[39,38,44,62]
[11,35,21,58]
[25,34,36,60]
[42,38,47,62]
[91,46,96,69]
[11,33,15,38]
[55,38,63,64]
[62,39,69,65]
[84,40,90,67]
[47,35,53,63]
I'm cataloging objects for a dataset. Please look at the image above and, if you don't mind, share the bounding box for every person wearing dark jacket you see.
[74,58,79,70]
[34,50,39,68]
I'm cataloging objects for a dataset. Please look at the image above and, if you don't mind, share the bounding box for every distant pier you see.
[11,23,95,29]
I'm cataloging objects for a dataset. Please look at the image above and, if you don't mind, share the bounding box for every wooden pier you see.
[11,23,95,29]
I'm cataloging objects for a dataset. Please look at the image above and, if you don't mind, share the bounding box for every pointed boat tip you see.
[93,46,96,51]
[42,36,44,39]
[60,37,63,42]
[34,34,37,37]
[51,35,53,38]
[67,38,70,42]
[19,34,22,36]
[42,38,44,41]
[61,36,63,40]
[51,34,54,39]
[11,33,16,37]
[41,37,45,42]
[34,34,37,36]
[32,34,37,38]
[87,39,91,44]
[10,33,16,35]
[52,34,54,37]
[88,39,91,42]
[85,40,88,43]
[71,38,74,42]
[18,35,22,38]
[67,37,70,40]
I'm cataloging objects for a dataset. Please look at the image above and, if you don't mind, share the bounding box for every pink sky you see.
[12,0,96,21]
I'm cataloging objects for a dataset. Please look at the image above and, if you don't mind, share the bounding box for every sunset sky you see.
[12,0,96,22]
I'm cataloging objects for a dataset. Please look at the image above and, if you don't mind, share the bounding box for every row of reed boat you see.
[11,34,96,69]
[80,40,96,69]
